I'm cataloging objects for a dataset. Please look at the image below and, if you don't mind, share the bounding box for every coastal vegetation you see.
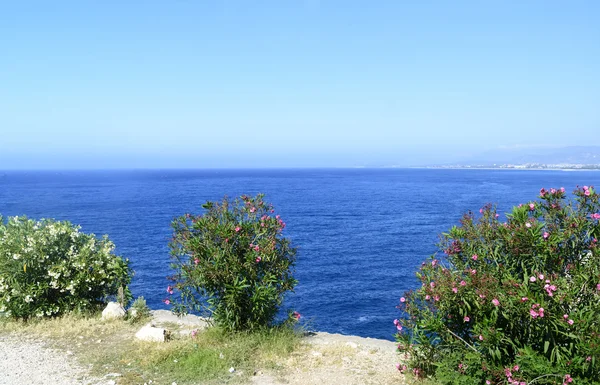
[167,194,298,331]
[0,215,131,319]
[396,186,600,384]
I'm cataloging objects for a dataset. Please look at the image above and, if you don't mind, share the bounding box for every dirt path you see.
[250,332,406,385]
[0,334,106,385]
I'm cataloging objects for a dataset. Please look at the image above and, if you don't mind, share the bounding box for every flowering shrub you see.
[0,215,132,319]
[396,186,600,384]
[167,194,297,331]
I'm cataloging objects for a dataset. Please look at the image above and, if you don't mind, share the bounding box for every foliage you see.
[396,186,600,384]
[0,215,132,319]
[127,296,151,323]
[167,194,297,331]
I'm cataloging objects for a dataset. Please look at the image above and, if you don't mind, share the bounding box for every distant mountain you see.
[446,146,600,167]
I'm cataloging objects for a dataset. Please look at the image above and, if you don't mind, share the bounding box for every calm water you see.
[1,168,599,340]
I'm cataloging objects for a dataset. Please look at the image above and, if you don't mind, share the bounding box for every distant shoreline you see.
[408,166,600,172]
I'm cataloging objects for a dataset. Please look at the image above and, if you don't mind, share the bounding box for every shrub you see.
[128,296,151,323]
[167,194,297,331]
[0,215,132,319]
[396,186,600,384]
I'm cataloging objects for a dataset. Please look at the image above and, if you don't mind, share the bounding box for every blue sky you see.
[0,1,598,168]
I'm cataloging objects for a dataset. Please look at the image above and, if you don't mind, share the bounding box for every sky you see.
[0,1,599,169]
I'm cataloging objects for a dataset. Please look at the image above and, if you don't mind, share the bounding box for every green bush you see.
[0,215,132,319]
[167,194,297,331]
[127,296,151,323]
[396,186,600,384]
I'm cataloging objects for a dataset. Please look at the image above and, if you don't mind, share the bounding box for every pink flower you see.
[425,295,431,300]
[292,311,301,320]
[591,213,600,220]
[235,226,241,232]
[470,269,477,275]
[254,245,260,251]
[587,356,592,362]
[249,207,256,213]
[255,257,261,262]
[585,190,591,196]
[530,309,539,318]
[486,381,491,385]
[393,319,399,326]
[560,187,565,193]
[164,299,170,305]
[568,319,574,325]
[194,258,199,265]
[513,365,519,371]
[430,282,436,288]
[167,286,174,295]
[434,295,440,301]
[463,316,470,322]
[538,274,545,280]
[530,276,536,282]
[400,297,406,303]
[472,254,478,261]
[543,232,549,239]
[597,283,600,291]
[539,308,545,317]
[479,335,484,341]
[492,298,500,306]
[521,297,528,302]
[529,203,535,211]
[431,259,438,267]
[563,314,569,319]
[452,287,458,293]
[564,374,573,383]
[460,280,466,286]
[191,329,198,338]
[525,222,532,228]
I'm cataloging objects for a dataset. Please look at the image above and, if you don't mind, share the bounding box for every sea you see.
[1,168,599,340]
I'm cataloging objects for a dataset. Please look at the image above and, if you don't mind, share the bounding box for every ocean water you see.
[1,168,599,340]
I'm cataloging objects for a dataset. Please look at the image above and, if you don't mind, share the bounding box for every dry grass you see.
[0,313,301,385]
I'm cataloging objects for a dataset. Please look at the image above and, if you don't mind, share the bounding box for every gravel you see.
[0,334,104,385]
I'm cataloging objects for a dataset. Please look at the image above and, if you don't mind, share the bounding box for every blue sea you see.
[1,168,599,340]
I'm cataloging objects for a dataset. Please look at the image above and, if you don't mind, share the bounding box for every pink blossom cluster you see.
[529,303,545,318]
[591,213,600,220]
[563,314,575,326]
[544,282,557,297]
[393,319,403,331]
[540,187,565,198]
[503,365,526,385]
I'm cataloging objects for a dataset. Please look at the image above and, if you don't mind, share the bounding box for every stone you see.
[101,302,126,320]
[128,308,138,318]
[135,324,170,342]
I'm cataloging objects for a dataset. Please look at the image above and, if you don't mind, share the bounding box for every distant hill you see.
[441,146,600,168]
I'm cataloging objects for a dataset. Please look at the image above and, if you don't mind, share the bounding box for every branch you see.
[445,327,480,354]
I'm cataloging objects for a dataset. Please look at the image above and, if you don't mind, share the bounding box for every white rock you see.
[345,341,359,349]
[135,324,169,342]
[101,302,126,320]
[229,367,235,373]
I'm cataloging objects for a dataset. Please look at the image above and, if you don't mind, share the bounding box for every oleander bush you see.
[396,186,600,384]
[167,194,297,331]
[0,215,132,319]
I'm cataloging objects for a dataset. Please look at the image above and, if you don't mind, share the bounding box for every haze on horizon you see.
[0,1,598,169]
